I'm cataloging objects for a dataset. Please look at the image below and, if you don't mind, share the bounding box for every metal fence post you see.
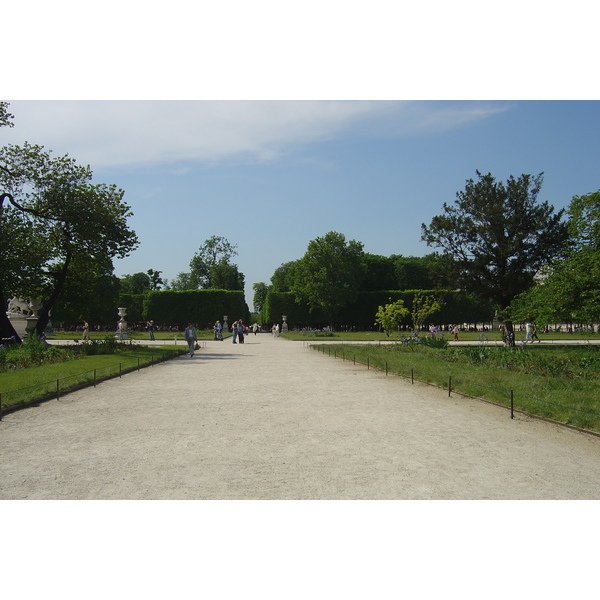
[510,390,514,419]
[448,376,452,397]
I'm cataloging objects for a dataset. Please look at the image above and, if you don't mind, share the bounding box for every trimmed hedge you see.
[144,289,249,327]
[261,290,494,329]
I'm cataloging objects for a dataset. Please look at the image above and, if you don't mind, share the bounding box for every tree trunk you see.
[503,319,516,347]
[35,254,72,337]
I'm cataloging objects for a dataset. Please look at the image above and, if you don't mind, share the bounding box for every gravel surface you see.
[2,333,600,499]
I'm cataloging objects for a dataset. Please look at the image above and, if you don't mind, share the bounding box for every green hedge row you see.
[261,290,494,329]
[143,289,249,327]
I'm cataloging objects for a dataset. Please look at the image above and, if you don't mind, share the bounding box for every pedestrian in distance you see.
[184,322,198,357]
[531,322,541,343]
[231,320,238,344]
[452,324,459,341]
[82,321,90,340]
[237,319,245,344]
[147,320,155,341]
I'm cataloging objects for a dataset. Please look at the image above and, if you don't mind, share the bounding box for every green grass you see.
[50,329,228,341]
[0,345,187,412]
[313,343,600,433]
[281,329,600,343]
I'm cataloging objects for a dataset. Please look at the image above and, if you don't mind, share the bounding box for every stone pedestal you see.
[281,315,288,332]
[223,316,229,333]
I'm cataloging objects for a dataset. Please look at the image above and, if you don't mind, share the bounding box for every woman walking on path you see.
[184,322,198,357]
[231,320,238,344]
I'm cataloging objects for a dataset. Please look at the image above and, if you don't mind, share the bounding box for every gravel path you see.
[1,333,600,499]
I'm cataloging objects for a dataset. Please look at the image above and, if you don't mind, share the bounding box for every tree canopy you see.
[291,231,365,325]
[421,171,568,341]
[189,235,240,289]
[0,138,139,339]
[510,189,600,325]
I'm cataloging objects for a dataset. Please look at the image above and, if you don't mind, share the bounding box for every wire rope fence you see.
[309,343,600,436]
[0,345,197,420]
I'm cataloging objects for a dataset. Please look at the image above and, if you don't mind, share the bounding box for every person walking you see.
[82,321,90,340]
[215,320,223,341]
[147,320,155,341]
[452,324,459,341]
[237,319,245,344]
[231,320,238,344]
[184,322,198,357]
[531,322,541,343]
[525,321,533,343]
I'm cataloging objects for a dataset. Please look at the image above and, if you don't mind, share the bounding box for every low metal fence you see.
[309,343,600,437]
[0,346,198,420]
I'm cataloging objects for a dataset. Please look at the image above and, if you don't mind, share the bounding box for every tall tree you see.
[147,269,164,291]
[421,171,568,344]
[0,141,139,339]
[291,231,365,326]
[189,235,239,289]
[252,282,270,313]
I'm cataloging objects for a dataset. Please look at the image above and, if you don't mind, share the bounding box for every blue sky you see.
[3,100,599,308]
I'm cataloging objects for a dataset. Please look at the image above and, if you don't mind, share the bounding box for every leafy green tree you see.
[0,141,139,339]
[0,101,14,129]
[53,256,120,323]
[270,260,300,292]
[189,235,239,289]
[511,189,600,325]
[291,231,365,326]
[421,171,568,344]
[147,268,164,291]
[209,262,245,290]
[252,282,270,313]
[361,254,397,291]
[411,292,444,331]
[393,254,439,290]
[375,299,409,337]
[120,272,151,295]
[169,272,195,291]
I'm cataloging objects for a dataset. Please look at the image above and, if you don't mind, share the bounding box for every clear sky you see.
[3,100,599,308]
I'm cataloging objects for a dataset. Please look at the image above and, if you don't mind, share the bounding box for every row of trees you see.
[256,171,597,346]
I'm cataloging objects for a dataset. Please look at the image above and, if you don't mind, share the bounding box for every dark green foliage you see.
[261,289,494,329]
[118,293,146,322]
[144,289,248,327]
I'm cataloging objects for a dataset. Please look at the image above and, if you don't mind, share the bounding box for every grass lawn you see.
[312,342,600,433]
[50,329,228,342]
[281,329,600,343]
[0,345,186,412]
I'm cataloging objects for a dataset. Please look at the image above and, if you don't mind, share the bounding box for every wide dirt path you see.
[2,334,600,499]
